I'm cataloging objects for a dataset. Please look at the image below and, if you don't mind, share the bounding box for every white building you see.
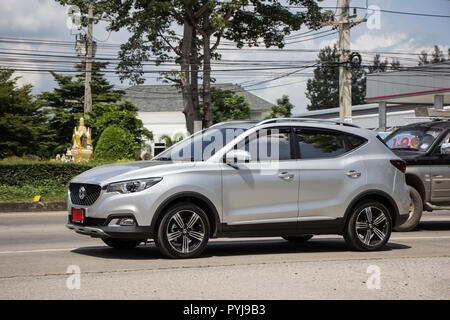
[295,61,450,130]
[123,83,273,141]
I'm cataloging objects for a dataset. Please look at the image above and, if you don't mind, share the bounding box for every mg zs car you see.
[66,118,410,258]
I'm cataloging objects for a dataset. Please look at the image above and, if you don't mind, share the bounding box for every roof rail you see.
[257,117,361,128]
[209,120,259,129]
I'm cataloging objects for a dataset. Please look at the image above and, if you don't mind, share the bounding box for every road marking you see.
[0,211,67,217]
[391,235,450,240]
[0,248,76,254]
[1,235,450,255]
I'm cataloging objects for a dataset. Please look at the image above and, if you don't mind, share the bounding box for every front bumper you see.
[66,223,152,240]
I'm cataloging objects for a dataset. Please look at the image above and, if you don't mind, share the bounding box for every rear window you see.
[296,130,367,159]
[296,130,346,159]
[347,134,367,150]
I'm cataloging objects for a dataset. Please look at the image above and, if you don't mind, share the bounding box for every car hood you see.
[70,160,195,186]
[391,150,427,164]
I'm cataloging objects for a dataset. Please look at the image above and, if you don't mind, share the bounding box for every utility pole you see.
[320,0,366,123]
[84,0,94,117]
[338,0,352,123]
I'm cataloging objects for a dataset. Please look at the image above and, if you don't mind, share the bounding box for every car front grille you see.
[69,183,102,206]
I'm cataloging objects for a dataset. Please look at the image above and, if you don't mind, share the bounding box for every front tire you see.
[393,186,422,232]
[156,202,210,259]
[102,238,142,249]
[344,200,392,251]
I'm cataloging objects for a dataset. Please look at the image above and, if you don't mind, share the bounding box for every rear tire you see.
[282,235,313,243]
[102,238,142,249]
[344,200,392,251]
[393,186,422,232]
[156,202,210,259]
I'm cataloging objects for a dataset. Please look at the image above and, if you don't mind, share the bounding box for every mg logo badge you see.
[78,186,87,200]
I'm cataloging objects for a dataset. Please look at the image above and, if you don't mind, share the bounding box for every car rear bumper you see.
[66,223,152,240]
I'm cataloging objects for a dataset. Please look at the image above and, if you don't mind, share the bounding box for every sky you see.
[0,0,449,114]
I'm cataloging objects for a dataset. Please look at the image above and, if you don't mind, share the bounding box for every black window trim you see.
[293,126,368,160]
[232,126,296,162]
[431,128,450,156]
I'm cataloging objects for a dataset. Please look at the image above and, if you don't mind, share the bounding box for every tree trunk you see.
[191,28,201,130]
[180,19,195,135]
[202,9,213,128]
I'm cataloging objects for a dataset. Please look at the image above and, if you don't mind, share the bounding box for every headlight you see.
[106,177,162,194]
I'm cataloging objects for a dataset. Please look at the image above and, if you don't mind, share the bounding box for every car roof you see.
[400,120,450,130]
[211,118,375,139]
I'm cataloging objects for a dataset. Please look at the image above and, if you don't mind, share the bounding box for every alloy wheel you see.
[355,206,389,247]
[166,210,206,254]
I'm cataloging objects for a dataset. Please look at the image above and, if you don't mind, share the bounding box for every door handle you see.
[278,172,294,181]
[346,170,361,178]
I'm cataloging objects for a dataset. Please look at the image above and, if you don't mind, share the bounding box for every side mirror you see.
[441,142,450,155]
[225,149,252,164]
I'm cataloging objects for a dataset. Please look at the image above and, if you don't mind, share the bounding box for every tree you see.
[418,50,429,66]
[0,70,55,159]
[39,62,151,155]
[183,1,323,128]
[86,101,153,149]
[391,58,401,70]
[431,45,445,63]
[306,45,340,111]
[201,87,250,124]
[57,0,325,133]
[159,133,185,147]
[94,125,134,161]
[418,45,446,65]
[38,62,124,154]
[368,54,388,73]
[305,45,366,111]
[266,95,294,119]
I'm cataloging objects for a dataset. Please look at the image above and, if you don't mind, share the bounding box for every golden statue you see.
[68,117,93,162]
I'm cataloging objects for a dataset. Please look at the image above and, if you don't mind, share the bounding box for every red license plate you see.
[72,208,84,224]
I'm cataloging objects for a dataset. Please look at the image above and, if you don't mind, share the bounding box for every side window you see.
[436,131,450,156]
[346,134,367,150]
[296,130,346,159]
[239,128,291,161]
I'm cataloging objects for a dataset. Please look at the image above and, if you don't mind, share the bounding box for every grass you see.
[0,184,67,202]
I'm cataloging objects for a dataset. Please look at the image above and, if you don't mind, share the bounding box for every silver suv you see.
[66,118,410,258]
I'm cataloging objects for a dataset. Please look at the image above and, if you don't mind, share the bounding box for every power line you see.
[285,5,450,18]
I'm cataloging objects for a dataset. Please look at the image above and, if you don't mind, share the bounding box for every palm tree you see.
[159,133,185,148]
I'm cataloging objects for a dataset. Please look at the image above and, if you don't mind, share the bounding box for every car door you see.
[221,127,300,226]
[429,130,450,205]
[295,128,367,220]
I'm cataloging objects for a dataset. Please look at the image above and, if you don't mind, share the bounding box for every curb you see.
[0,201,67,213]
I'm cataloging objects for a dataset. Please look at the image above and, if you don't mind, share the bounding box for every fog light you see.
[108,217,136,227]
[118,218,136,226]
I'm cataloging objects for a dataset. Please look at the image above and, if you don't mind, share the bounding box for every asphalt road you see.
[0,211,449,299]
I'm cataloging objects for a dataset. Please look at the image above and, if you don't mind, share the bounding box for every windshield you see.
[153,126,250,161]
[385,127,443,151]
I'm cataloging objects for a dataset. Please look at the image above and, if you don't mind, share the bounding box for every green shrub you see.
[0,184,68,202]
[0,162,95,187]
[0,157,138,201]
[94,125,134,161]
[0,161,95,201]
